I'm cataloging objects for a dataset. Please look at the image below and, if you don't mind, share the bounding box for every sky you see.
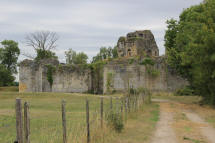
[0,0,203,63]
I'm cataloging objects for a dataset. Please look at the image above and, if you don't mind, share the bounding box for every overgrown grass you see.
[110,103,159,143]
[0,92,120,143]
[0,86,19,92]
[152,92,201,104]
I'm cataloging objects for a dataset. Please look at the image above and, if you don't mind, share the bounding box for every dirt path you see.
[152,98,215,143]
[184,111,215,143]
[151,102,177,143]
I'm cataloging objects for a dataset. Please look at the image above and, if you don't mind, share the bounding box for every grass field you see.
[0,90,159,143]
[0,92,121,143]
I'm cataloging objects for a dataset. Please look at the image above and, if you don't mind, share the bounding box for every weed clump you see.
[106,111,124,133]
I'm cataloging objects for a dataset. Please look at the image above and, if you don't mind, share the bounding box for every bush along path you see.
[152,98,215,143]
[110,102,159,143]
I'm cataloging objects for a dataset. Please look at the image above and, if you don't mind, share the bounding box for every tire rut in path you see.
[184,111,215,143]
[151,103,177,143]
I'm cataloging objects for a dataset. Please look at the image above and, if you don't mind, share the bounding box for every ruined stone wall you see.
[51,66,91,93]
[19,59,91,93]
[19,60,43,92]
[103,58,188,93]
[117,30,159,58]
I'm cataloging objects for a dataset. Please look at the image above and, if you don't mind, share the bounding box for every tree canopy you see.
[0,40,20,86]
[92,46,118,63]
[65,48,88,65]
[165,0,215,104]
[0,40,20,74]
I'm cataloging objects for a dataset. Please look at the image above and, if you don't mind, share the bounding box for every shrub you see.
[139,57,155,66]
[106,111,124,133]
[146,67,160,77]
[175,86,194,96]
[128,58,135,64]
[129,87,136,95]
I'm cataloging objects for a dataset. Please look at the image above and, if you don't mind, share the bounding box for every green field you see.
[0,87,160,143]
[0,92,122,143]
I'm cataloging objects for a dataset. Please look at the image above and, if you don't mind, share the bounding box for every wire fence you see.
[14,91,150,143]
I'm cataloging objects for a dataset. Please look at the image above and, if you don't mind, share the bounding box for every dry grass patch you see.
[170,103,209,143]
[110,103,159,143]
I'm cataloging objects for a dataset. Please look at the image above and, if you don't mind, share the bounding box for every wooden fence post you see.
[124,97,127,122]
[62,100,67,143]
[116,97,119,114]
[120,98,123,116]
[100,97,103,128]
[127,97,130,113]
[15,98,24,143]
[86,99,90,143]
[135,95,137,111]
[110,97,113,110]
[24,102,30,143]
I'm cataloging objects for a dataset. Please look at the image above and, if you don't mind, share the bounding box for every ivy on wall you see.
[89,61,107,94]
[106,72,115,94]
[139,57,160,78]
[45,64,56,88]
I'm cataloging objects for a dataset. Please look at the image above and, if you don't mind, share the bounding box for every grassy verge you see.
[110,103,159,143]
[153,92,201,104]
[0,86,19,92]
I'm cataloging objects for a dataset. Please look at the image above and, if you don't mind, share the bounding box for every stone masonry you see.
[117,30,159,58]
[19,30,188,93]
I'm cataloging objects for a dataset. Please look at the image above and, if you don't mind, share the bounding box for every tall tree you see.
[92,46,118,63]
[65,49,88,64]
[0,40,20,73]
[165,0,215,104]
[25,31,58,60]
[75,52,88,64]
[65,48,77,64]
[0,64,15,86]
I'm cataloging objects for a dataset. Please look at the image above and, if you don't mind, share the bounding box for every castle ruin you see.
[19,30,187,93]
[117,30,159,57]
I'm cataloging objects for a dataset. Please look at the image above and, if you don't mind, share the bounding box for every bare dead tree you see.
[25,31,59,51]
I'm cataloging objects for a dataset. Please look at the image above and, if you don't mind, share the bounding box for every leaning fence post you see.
[62,100,67,143]
[86,99,90,143]
[15,98,24,143]
[110,97,113,110]
[135,94,138,111]
[120,98,123,118]
[127,97,130,113]
[100,97,103,128]
[124,97,128,122]
[24,102,30,143]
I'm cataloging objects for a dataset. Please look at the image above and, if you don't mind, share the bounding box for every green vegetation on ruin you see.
[45,64,56,88]
[139,57,160,78]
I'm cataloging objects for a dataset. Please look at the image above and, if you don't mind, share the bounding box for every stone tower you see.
[117,30,159,58]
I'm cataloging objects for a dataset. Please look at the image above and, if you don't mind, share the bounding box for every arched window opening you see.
[128,49,132,56]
